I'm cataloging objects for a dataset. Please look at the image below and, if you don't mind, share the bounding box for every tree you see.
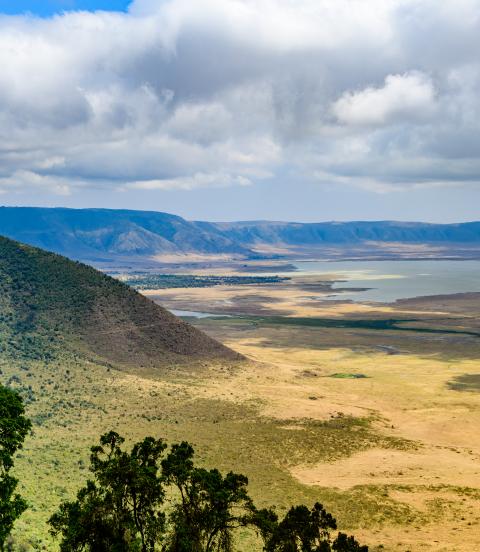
[50,433,368,552]
[49,431,167,551]
[260,502,336,552]
[257,502,368,552]
[332,533,368,552]
[161,442,254,552]
[0,385,31,551]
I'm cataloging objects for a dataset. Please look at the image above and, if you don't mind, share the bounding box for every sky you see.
[0,1,130,16]
[0,0,480,222]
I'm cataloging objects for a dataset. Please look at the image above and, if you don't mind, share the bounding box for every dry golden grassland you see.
[193,317,480,552]
[6,275,480,551]
[141,275,432,318]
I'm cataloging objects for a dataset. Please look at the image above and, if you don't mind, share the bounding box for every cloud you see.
[0,0,480,202]
[125,172,252,190]
[0,170,72,195]
[332,72,436,126]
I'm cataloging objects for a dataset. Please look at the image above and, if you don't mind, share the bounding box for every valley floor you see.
[7,263,480,551]
[145,267,480,552]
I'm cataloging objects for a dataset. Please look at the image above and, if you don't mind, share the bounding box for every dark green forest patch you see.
[447,374,480,392]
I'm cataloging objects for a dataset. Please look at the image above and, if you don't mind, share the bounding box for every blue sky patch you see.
[0,0,131,16]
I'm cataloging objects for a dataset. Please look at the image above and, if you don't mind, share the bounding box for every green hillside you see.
[0,235,238,367]
[0,237,242,548]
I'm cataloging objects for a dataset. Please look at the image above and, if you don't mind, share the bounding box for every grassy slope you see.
[0,236,242,548]
[0,236,238,368]
[4,354,416,551]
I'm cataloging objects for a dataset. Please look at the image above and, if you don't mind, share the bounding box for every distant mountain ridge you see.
[213,219,480,244]
[0,207,251,260]
[1,206,480,261]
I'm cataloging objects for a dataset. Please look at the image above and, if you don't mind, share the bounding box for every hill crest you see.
[0,235,239,367]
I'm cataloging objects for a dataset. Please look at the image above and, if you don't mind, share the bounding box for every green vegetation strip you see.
[121,273,290,290]
[227,315,480,338]
[329,373,368,379]
[447,373,480,391]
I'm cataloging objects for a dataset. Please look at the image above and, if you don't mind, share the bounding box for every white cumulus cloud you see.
[0,0,480,201]
[332,72,436,126]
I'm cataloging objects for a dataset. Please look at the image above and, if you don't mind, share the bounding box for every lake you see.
[169,309,231,318]
[292,260,480,303]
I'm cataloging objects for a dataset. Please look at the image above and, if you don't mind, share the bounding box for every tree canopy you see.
[49,432,368,552]
[0,385,31,550]
[49,431,167,552]
[162,441,254,551]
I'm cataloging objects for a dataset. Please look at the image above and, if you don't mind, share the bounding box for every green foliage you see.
[257,502,335,551]
[332,533,369,552]
[162,442,253,551]
[49,432,368,552]
[49,431,167,552]
[0,385,31,550]
[122,274,289,291]
[253,502,368,552]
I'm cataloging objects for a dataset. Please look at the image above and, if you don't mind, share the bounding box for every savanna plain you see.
[7,259,480,551]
